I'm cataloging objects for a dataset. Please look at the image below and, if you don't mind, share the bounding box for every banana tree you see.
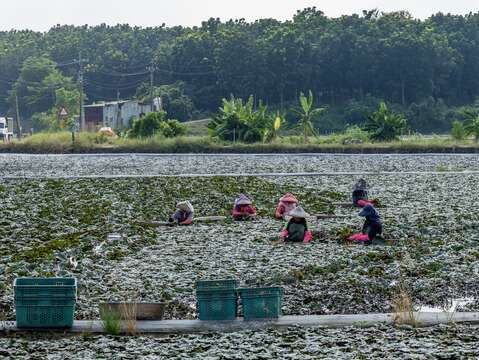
[208,95,263,143]
[262,112,285,143]
[292,90,325,142]
[462,110,479,142]
[364,102,407,141]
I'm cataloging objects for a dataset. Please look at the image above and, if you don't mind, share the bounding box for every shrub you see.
[450,120,465,141]
[129,112,186,138]
[130,111,166,138]
[341,125,371,144]
[159,119,187,138]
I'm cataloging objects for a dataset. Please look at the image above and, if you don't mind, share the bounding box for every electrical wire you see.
[92,69,150,77]
[85,77,148,90]
[0,77,78,90]
[155,68,216,76]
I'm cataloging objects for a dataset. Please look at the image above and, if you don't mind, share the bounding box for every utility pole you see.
[147,62,155,112]
[14,92,22,139]
[116,87,121,129]
[75,51,88,131]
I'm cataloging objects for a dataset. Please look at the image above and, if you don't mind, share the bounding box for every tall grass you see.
[119,303,138,336]
[100,309,121,335]
[0,131,478,154]
[392,284,419,327]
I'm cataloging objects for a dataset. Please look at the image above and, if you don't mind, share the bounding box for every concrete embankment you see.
[2,312,479,335]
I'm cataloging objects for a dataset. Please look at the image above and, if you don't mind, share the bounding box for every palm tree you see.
[462,110,479,142]
[292,90,325,142]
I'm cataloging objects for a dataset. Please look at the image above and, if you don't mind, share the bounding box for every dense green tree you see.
[8,56,76,119]
[31,87,81,131]
[136,81,195,122]
[1,10,479,134]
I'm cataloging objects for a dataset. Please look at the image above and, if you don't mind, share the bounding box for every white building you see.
[0,117,14,141]
[84,98,162,131]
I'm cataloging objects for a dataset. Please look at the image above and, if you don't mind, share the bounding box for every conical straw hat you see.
[288,206,309,219]
[280,193,298,203]
[177,201,194,213]
[235,194,252,205]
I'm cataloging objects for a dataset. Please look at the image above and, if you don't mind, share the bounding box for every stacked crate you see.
[14,278,77,328]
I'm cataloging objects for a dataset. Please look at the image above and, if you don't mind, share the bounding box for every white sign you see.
[59,107,68,117]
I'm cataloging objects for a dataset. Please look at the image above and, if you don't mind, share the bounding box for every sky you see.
[1,0,478,31]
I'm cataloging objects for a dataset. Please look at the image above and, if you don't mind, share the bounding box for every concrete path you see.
[2,312,479,334]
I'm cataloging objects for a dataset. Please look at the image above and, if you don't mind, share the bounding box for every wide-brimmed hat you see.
[177,201,194,213]
[354,179,368,191]
[280,193,298,203]
[288,206,309,219]
[359,204,377,218]
[235,194,252,206]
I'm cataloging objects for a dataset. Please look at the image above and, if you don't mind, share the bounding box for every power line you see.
[155,68,216,76]
[85,78,148,90]
[92,69,150,77]
[0,77,78,91]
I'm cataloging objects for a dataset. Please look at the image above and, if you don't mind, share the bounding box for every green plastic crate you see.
[196,290,237,321]
[15,304,76,328]
[238,287,283,320]
[14,278,77,299]
[15,298,76,306]
[195,279,239,291]
[14,278,77,328]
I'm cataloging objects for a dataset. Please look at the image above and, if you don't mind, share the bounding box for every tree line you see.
[0,8,478,133]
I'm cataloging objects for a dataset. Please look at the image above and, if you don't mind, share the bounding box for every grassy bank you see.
[1,132,478,154]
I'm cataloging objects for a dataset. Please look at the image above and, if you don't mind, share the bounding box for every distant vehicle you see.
[0,117,14,142]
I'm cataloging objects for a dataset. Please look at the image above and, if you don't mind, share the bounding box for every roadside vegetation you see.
[2,131,479,154]
[2,95,479,153]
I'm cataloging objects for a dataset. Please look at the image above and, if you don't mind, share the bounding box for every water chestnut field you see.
[1,154,479,359]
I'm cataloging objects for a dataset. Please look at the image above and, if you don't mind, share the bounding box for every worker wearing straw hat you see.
[279,206,313,243]
[232,194,257,221]
[352,179,375,208]
[275,192,299,220]
[169,201,194,225]
[348,204,383,243]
